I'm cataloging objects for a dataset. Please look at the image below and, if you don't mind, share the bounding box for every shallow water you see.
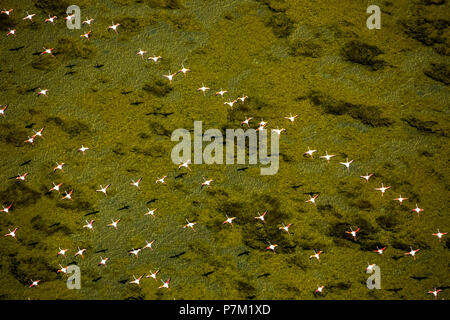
[0,0,449,300]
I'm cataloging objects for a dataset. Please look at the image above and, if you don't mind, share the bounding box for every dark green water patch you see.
[9,255,57,286]
[358,239,383,252]
[46,224,73,236]
[288,39,323,58]
[241,223,294,252]
[308,91,393,127]
[138,132,151,139]
[112,11,201,36]
[57,37,98,60]
[114,0,184,9]
[327,281,351,292]
[286,252,309,271]
[391,238,430,251]
[143,76,173,97]
[55,200,94,212]
[31,54,60,71]
[113,16,153,35]
[352,199,374,212]
[401,116,447,136]
[317,204,343,219]
[45,116,91,137]
[188,239,213,257]
[213,196,292,250]
[112,142,127,156]
[327,219,377,244]
[375,213,399,232]
[0,14,18,29]
[400,17,449,55]
[246,96,276,112]
[256,0,290,12]
[145,0,184,9]
[351,217,378,235]
[0,123,29,146]
[264,12,294,38]
[1,0,448,300]
[203,188,229,198]
[236,279,256,298]
[30,215,46,231]
[34,0,90,16]
[130,146,164,157]
[258,1,294,39]
[422,0,446,5]
[337,182,363,200]
[161,12,203,31]
[148,120,173,136]
[216,199,247,223]
[445,238,450,249]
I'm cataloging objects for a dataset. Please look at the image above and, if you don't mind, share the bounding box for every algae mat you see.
[0,0,449,300]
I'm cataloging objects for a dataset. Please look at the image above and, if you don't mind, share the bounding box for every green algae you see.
[264,11,295,38]
[143,75,173,97]
[113,0,184,9]
[424,62,450,85]
[35,0,91,15]
[0,0,449,301]
[56,37,98,60]
[308,91,393,127]
[341,40,386,71]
